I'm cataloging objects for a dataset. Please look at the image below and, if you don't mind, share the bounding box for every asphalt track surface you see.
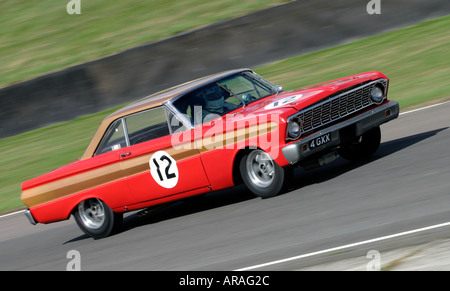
[1,101,449,271]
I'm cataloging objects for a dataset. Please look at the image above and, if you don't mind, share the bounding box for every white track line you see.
[399,100,450,116]
[236,100,450,271]
[235,221,450,271]
[0,210,25,219]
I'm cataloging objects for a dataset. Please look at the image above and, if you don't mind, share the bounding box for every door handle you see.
[120,152,132,158]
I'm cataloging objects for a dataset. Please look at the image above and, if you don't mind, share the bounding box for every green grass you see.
[0,0,288,88]
[1,15,449,214]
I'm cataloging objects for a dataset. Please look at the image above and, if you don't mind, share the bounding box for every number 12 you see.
[152,155,177,181]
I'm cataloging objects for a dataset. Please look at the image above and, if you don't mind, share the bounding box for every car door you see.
[119,106,210,206]
[88,118,134,210]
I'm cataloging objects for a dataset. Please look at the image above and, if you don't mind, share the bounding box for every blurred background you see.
[1,0,450,272]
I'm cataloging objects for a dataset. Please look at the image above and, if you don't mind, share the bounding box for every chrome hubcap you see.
[78,199,105,229]
[246,150,275,188]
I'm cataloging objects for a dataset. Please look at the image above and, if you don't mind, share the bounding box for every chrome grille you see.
[288,79,388,139]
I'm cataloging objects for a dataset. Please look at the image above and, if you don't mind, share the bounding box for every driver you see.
[205,96,224,114]
[200,85,237,123]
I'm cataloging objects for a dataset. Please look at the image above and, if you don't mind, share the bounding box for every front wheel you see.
[239,149,286,199]
[73,198,122,239]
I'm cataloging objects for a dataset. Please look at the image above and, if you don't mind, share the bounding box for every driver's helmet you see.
[202,86,224,114]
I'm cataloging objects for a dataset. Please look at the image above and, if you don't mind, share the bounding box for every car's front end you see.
[279,73,399,167]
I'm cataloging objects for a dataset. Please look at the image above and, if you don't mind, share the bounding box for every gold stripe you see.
[197,121,278,152]
[22,147,201,208]
[22,163,123,208]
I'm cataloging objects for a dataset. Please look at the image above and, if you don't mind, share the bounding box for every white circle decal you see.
[264,94,303,110]
[149,151,179,188]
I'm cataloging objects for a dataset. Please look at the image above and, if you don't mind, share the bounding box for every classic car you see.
[21,68,399,238]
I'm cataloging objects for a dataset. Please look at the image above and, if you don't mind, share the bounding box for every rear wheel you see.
[74,198,122,239]
[239,149,286,198]
[339,126,381,161]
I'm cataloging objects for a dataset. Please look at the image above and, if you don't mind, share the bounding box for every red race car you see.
[21,68,399,238]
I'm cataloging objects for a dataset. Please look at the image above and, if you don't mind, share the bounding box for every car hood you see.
[238,71,387,116]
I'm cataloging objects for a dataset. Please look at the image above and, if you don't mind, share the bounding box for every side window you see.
[94,107,180,156]
[95,119,127,156]
[125,107,171,146]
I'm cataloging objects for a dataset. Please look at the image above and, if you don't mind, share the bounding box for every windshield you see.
[172,72,279,126]
[217,72,278,104]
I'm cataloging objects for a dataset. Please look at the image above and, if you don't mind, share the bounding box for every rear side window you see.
[95,119,127,155]
[95,107,179,156]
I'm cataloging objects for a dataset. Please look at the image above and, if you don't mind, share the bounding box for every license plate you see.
[309,133,331,149]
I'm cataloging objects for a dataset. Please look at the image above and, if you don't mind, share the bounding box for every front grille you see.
[288,79,388,139]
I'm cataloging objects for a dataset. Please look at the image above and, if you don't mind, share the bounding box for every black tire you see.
[73,198,123,239]
[239,149,286,198]
[339,126,381,162]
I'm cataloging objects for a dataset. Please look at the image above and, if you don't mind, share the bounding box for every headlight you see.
[370,85,385,104]
[287,120,301,139]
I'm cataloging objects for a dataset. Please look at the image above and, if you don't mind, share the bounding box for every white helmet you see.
[202,86,224,114]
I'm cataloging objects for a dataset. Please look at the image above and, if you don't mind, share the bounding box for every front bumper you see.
[24,209,38,225]
[282,101,399,164]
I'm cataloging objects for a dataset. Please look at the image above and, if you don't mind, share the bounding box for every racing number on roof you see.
[149,151,179,188]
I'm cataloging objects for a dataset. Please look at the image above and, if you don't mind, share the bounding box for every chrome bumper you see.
[282,101,399,164]
[24,209,38,225]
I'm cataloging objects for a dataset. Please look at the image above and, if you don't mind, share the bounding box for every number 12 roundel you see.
[149,151,179,188]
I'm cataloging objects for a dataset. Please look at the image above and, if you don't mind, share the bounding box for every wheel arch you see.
[69,195,106,217]
[232,148,252,186]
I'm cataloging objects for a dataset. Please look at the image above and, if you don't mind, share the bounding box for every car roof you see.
[81,68,250,159]
[107,68,250,121]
